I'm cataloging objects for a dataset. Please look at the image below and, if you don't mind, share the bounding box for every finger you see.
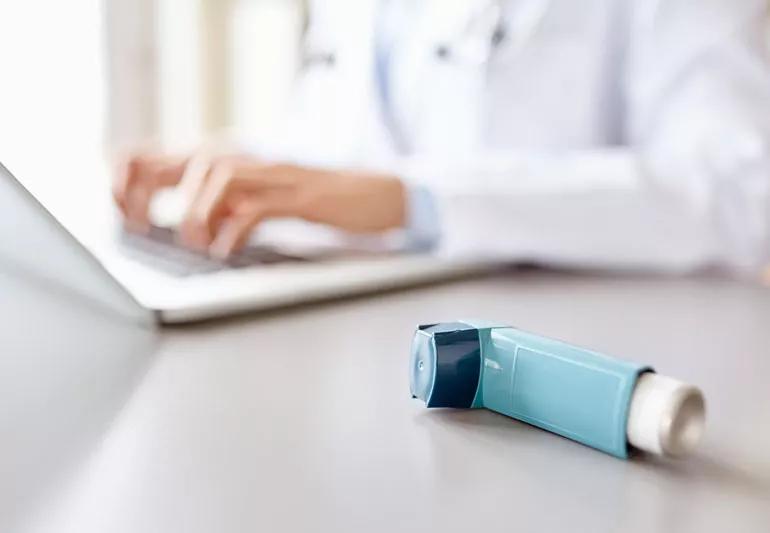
[125,183,154,230]
[151,155,188,186]
[180,162,305,254]
[177,149,257,205]
[208,193,298,258]
[180,160,236,249]
[113,153,187,228]
[112,155,137,217]
[115,156,155,228]
[177,153,218,249]
[195,164,302,241]
[181,160,296,225]
[208,202,272,259]
[208,213,260,259]
[177,150,217,205]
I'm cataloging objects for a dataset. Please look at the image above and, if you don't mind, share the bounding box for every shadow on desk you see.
[414,405,770,499]
[0,270,157,532]
[639,452,770,499]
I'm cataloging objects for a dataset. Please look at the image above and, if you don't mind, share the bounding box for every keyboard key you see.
[118,225,307,277]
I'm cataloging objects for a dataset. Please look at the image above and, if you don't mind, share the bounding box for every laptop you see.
[0,161,489,324]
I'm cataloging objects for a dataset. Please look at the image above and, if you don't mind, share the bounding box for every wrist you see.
[404,185,440,251]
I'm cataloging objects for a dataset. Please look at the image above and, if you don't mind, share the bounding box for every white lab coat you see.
[266,0,770,272]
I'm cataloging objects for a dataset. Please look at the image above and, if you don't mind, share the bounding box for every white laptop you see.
[0,161,488,324]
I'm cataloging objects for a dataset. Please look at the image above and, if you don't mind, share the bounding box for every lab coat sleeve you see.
[398,0,770,272]
[404,184,441,251]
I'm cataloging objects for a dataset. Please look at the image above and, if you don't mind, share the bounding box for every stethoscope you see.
[298,0,551,152]
[300,0,551,69]
[433,0,509,65]
[433,0,552,65]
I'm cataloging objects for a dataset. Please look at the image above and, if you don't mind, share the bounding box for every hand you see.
[112,150,188,230]
[112,150,407,257]
[179,157,407,258]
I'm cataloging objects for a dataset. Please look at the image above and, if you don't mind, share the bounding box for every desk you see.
[3,269,770,533]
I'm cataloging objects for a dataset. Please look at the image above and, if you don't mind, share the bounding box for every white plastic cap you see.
[626,372,706,457]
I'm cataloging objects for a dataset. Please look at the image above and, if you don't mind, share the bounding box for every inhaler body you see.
[410,321,705,458]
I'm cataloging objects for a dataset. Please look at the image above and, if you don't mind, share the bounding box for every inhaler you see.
[410,321,706,458]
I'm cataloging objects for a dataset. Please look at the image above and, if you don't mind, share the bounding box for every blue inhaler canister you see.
[410,321,705,458]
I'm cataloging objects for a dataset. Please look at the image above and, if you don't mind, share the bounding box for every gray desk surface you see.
[2,268,769,533]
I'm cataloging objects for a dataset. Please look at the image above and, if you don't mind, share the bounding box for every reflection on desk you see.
[3,269,770,533]
[0,270,156,532]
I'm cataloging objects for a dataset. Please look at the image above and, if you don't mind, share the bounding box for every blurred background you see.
[0,0,303,166]
[0,0,312,241]
[2,0,770,276]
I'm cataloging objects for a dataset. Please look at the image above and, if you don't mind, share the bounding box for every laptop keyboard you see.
[118,225,307,277]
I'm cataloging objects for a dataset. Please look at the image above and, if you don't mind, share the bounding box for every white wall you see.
[0,0,107,164]
[154,0,303,150]
[229,0,303,142]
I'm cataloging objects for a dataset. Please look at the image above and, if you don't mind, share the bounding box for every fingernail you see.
[208,239,232,260]
[125,219,150,234]
[179,224,207,251]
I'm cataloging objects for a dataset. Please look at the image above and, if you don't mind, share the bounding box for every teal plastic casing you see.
[410,320,651,458]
